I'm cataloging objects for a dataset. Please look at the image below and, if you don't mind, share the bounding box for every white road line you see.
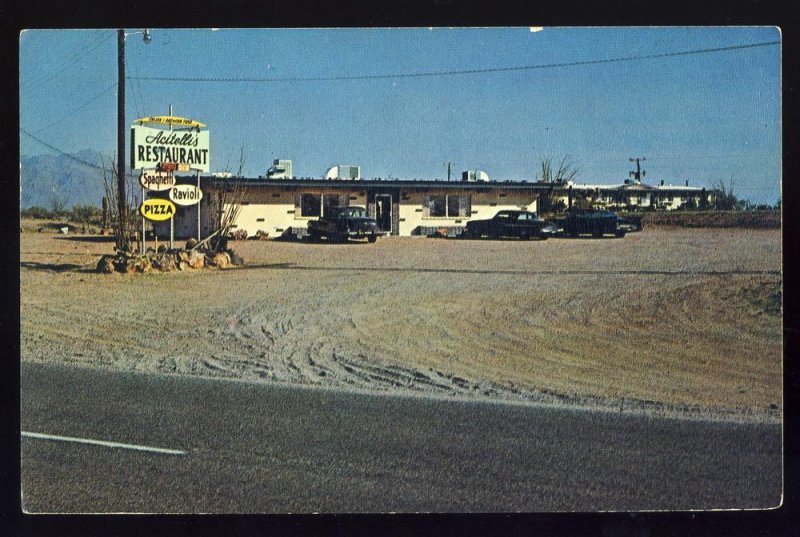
[21,431,187,456]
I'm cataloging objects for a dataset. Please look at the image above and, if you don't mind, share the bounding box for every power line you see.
[127,40,780,83]
[20,127,105,172]
[32,83,116,134]
[128,47,147,119]
[20,128,139,180]
[22,32,108,90]
[23,31,114,91]
[21,127,140,183]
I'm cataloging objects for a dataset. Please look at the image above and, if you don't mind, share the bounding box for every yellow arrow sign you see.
[134,116,206,128]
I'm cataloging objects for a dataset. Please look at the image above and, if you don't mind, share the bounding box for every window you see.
[296,193,350,217]
[429,195,446,217]
[323,193,348,212]
[337,207,368,219]
[425,195,471,217]
[300,194,321,217]
[447,196,460,217]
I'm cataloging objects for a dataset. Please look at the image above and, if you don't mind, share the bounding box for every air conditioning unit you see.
[267,159,293,179]
[325,165,361,180]
[461,169,489,182]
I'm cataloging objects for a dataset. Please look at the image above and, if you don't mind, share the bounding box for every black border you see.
[4,1,799,536]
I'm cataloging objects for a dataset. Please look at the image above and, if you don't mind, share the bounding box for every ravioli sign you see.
[169,184,203,206]
[140,199,176,221]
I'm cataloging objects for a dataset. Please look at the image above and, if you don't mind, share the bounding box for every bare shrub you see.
[100,156,138,253]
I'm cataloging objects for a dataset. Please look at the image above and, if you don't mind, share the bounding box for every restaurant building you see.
[155,174,714,240]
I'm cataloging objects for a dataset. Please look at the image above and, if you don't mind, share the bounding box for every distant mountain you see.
[20,149,113,209]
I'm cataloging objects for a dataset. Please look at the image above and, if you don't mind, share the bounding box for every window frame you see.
[423,194,471,219]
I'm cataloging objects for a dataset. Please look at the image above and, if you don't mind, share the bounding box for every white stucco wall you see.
[398,190,538,236]
[227,188,367,238]
[161,184,541,239]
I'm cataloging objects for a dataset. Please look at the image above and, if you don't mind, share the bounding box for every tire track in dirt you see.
[20,229,782,424]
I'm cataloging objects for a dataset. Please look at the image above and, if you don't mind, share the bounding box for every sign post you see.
[141,177,145,253]
[131,113,209,247]
[197,169,201,242]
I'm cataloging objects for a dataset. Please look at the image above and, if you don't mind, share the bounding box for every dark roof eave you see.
[203,177,546,190]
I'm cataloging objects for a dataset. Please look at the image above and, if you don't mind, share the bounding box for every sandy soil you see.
[20,226,782,422]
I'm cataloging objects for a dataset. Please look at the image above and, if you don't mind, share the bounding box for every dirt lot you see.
[20,226,782,422]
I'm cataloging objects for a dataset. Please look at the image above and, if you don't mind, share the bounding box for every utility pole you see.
[118,29,152,252]
[445,162,454,181]
[117,29,127,248]
[629,157,646,183]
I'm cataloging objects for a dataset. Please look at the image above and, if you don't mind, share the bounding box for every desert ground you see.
[20,225,782,422]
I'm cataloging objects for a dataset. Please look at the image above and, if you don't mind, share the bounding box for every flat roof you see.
[199,177,709,192]
[203,177,546,190]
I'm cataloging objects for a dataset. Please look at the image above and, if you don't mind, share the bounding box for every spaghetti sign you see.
[139,170,176,191]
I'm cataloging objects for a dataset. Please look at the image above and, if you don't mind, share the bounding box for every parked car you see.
[464,210,561,240]
[617,214,644,233]
[307,206,383,243]
[558,208,627,238]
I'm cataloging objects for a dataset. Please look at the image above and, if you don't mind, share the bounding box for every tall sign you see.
[133,114,209,249]
[131,124,210,172]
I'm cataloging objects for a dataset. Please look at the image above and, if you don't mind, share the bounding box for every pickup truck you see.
[464,210,561,240]
[559,208,627,238]
[307,206,383,243]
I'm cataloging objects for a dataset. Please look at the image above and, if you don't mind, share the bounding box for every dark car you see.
[464,210,561,240]
[617,214,644,233]
[559,208,627,238]
[307,206,383,243]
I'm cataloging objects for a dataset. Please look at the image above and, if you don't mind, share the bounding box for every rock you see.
[226,249,244,266]
[110,255,127,272]
[96,255,116,274]
[133,257,152,273]
[185,238,199,249]
[152,252,177,272]
[186,250,205,269]
[207,251,231,268]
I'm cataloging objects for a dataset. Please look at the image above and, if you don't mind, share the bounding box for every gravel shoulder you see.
[20,226,783,423]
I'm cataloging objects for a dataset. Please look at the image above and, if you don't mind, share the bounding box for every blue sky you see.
[20,27,781,204]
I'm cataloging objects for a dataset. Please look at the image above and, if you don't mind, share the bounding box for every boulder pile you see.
[96,246,244,274]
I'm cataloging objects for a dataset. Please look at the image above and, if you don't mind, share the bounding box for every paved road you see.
[20,362,781,513]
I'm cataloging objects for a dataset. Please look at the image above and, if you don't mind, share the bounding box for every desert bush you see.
[70,204,102,225]
[21,206,52,219]
[230,228,248,240]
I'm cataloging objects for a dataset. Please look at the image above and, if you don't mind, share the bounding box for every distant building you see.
[550,179,713,211]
